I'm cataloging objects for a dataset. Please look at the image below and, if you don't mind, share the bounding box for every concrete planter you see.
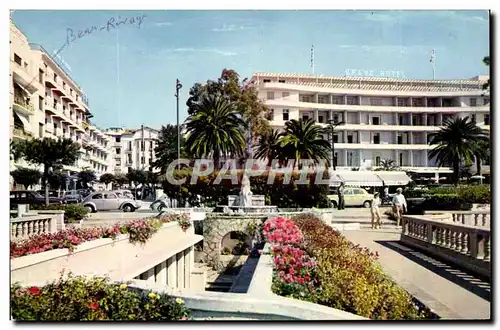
[11,222,193,285]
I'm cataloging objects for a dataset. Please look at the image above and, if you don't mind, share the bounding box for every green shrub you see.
[289,214,431,319]
[10,274,190,321]
[456,185,490,204]
[31,204,89,223]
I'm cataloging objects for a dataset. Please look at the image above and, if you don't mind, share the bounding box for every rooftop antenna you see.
[310,44,315,75]
[430,49,436,80]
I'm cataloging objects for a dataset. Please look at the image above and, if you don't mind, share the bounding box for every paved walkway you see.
[342,228,491,320]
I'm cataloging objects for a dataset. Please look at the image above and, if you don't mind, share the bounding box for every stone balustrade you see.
[401,215,491,279]
[423,210,490,227]
[11,215,57,241]
[133,246,206,292]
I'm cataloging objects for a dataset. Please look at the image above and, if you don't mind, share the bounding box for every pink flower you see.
[28,286,40,295]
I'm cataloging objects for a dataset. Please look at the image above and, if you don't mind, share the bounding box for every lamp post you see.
[175,79,182,206]
[327,120,345,171]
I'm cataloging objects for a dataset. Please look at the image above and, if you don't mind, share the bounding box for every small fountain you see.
[216,173,278,214]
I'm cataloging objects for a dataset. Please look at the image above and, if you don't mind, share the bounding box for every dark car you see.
[61,190,83,204]
[10,190,64,210]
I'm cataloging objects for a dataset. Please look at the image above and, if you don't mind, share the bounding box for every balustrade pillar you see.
[156,261,167,285]
[166,256,177,287]
[483,236,490,261]
[146,268,155,284]
[176,252,185,289]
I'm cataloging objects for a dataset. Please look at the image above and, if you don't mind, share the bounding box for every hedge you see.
[30,204,89,223]
[162,169,331,208]
[11,274,190,320]
[405,185,491,214]
[264,214,435,319]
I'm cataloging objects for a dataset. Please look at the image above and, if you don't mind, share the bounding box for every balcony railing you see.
[13,95,35,114]
[12,127,33,139]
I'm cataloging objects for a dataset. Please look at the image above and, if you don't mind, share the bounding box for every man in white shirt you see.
[392,188,407,227]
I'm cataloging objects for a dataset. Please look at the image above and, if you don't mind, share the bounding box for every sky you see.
[12,10,490,130]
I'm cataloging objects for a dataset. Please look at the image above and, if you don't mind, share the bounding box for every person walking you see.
[337,182,345,210]
[371,192,382,229]
[392,187,407,227]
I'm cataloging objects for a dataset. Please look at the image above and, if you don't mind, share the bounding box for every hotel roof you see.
[250,72,489,93]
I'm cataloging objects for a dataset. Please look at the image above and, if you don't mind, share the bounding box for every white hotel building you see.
[251,72,490,179]
[9,20,112,187]
[104,126,160,175]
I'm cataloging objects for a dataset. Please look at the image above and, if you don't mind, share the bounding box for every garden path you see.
[342,228,491,320]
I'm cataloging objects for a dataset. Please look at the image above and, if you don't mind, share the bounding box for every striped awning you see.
[335,171,384,187]
[375,171,411,186]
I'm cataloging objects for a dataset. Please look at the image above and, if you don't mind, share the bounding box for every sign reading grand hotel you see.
[345,69,405,79]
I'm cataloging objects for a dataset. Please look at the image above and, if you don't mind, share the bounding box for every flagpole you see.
[311,45,315,75]
[430,49,435,80]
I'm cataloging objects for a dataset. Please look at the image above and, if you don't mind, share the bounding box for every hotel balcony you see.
[266,99,490,114]
[12,126,34,140]
[13,95,35,116]
[11,61,39,93]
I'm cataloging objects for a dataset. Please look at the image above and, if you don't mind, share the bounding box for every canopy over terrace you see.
[374,171,412,186]
[331,171,384,187]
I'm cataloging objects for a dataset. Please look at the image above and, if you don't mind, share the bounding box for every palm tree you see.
[278,119,332,168]
[184,95,247,169]
[254,129,281,166]
[428,117,488,184]
[375,159,399,171]
[473,138,490,177]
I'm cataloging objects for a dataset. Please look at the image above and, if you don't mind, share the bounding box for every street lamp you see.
[175,79,182,206]
[327,120,345,171]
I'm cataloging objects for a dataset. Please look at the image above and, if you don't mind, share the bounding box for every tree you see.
[99,173,115,186]
[113,173,128,188]
[278,119,332,168]
[153,124,188,173]
[483,56,490,91]
[10,167,42,189]
[472,138,490,177]
[126,169,148,187]
[184,94,247,169]
[375,159,399,171]
[78,169,97,188]
[10,137,81,205]
[428,117,488,184]
[186,69,270,138]
[47,170,67,191]
[254,129,281,166]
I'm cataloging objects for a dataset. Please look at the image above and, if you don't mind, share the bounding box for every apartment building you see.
[9,20,112,184]
[250,72,490,179]
[104,126,159,174]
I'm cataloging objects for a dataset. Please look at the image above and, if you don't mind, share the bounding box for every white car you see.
[328,187,375,208]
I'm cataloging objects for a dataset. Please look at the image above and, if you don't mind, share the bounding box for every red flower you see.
[28,286,40,295]
[88,301,99,310]
[305,275,311,281]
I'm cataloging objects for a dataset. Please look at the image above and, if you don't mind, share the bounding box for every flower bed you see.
[11,274,190,321]
[264,214,435,319]
[11,214,191,259]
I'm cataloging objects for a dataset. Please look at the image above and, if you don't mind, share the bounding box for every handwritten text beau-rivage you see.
[65,14,146,47]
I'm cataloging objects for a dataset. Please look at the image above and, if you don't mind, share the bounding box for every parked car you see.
[81,191,141,213]
[114,189,135,199]
[10,190,64,209]
[36,190,60,198]
[327,187,374,208]
[61,190,83,204]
